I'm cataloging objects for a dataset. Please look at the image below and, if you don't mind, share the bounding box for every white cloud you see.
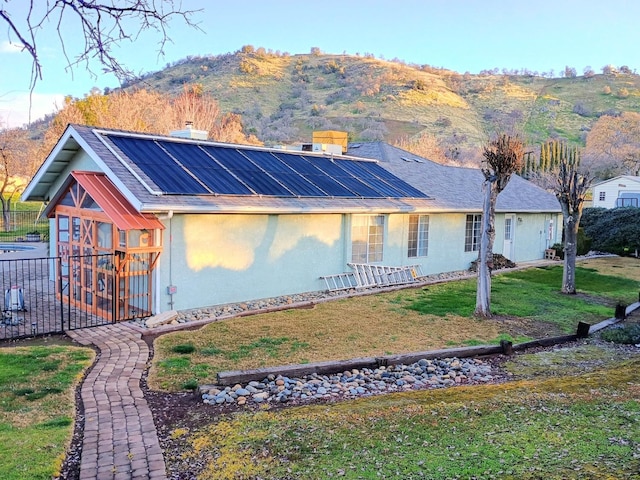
[0,40,25,54]
[0,92,64,128]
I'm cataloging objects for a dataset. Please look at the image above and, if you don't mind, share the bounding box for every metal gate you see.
[0,253,153,340]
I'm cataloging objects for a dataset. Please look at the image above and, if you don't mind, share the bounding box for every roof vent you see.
[170,121,208,141]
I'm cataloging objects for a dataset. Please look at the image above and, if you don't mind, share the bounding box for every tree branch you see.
[1,0,201,122]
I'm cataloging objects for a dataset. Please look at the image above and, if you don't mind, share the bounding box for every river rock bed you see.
[199,356,497,407]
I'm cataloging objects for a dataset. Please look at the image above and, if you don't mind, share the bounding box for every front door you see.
[503,215,515,260]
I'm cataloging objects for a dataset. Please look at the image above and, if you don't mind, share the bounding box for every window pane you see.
[504,218,512,240]
[97,222,113,249]
[417,215,429,256]
[465,214,481,252]
[351,215,384,263]
[58,215,69,242]
[407,215,418,257]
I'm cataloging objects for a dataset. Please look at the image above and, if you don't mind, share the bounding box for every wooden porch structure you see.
[48,171,164,321]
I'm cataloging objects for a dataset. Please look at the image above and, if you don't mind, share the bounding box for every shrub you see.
[600,324,640,344]
[550,243,564,259]
[582,207,640,255]
[171,344,196,354]
[181,379,199,391]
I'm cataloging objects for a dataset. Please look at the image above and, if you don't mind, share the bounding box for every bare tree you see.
[475,134,524,317]
[585,112,640,179]
[555,151,591,294]
[0,1,198,92]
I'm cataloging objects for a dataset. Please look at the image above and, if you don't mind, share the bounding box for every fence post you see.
[500,339,513,355]
[57,257,65,332]
[576,321,591,338]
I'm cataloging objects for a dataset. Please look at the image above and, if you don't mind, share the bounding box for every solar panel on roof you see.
[104,133,429,199]
[202,146,295,197]
[241,150,328,197]
[334,160,406,197]
[270,153,356,197]
[302,156,386,198]
[158,141,253,195]
[355,161,428,198]
[108,136,210,194]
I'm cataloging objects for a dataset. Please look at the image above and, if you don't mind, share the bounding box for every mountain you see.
[119,49,640,151]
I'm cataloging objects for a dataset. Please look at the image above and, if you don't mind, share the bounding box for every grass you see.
[0,345,94,480]
[174,346,640,479]
[151,258,640,391]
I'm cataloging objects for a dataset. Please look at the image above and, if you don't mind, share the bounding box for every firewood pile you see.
[469,254,516,273]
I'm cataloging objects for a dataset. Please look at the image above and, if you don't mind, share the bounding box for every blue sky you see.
[1,0,639,127]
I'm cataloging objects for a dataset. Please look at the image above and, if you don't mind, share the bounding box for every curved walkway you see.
[67,324,167,480]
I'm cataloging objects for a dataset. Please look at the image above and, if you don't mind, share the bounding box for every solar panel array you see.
[106,134,428,199]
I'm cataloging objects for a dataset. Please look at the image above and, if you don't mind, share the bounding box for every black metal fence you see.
[0,254,117,340]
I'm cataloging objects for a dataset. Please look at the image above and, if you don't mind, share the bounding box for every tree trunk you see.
[475,180,497,317]
[562,213,579,294]
[1,197,9,233]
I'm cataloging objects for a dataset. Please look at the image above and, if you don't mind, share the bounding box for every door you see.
[503,215,515,260]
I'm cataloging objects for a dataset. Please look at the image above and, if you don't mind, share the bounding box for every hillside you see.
[124,49,640,152]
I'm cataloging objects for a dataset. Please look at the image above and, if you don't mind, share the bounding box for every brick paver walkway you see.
[67,324,167,480]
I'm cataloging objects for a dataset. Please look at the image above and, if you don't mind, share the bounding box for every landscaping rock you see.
[200,356,495,408]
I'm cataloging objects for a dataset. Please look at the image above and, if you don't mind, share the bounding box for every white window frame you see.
[599,191,606,201]
[351,214,385,263]
[408,214,429,257]
[465,214,482,252]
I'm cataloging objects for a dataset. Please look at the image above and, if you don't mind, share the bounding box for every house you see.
[22,124,561,320]
[591,175,640,209]
[348,142,562,272]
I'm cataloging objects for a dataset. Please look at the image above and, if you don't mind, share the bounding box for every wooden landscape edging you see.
[216,301,640,387]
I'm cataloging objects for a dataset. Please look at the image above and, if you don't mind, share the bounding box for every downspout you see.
[156,211,174,311]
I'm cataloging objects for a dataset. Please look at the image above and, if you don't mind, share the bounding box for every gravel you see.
[199,356,497,407]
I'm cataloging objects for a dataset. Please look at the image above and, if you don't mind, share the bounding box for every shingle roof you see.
[348,142,561,213]
[29,125,437,215]
[25,125,560,215]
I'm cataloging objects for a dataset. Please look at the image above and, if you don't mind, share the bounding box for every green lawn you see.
[151,259,640,391]
[172,345,640,479]
[0,345,94,480]
[154,257,640,478]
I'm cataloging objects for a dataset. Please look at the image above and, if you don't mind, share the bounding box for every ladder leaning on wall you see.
[320,263,424,292]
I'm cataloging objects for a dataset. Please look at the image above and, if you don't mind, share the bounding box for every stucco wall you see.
[156,213,347,310]
[155,210,562,312]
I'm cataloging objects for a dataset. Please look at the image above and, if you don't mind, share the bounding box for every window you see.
[351,215,384,263]
[504,217,512,241]
[465,214,482,252]
[599,191,606,201]
[408,215,429,257]
[616,197,639,207]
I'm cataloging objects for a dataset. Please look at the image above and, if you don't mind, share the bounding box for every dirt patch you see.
[489,314,566,339]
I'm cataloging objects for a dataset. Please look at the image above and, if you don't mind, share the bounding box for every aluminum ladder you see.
[321,264,425,292]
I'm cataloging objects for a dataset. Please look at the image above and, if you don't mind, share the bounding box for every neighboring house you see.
[591,175,640,209]
[22,124,561,320]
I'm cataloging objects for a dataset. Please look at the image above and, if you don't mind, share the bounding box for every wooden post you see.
[576,321,591,338]
[615,304,626,320]
[500,339,513,355]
